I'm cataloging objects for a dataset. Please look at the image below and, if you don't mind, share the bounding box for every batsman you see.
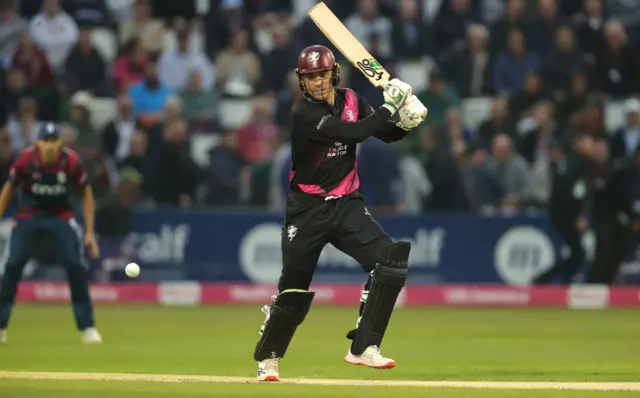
[254,45,428,381]
[0,123,102,344]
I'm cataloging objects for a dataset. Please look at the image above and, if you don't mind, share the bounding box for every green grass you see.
[0,304,638,397]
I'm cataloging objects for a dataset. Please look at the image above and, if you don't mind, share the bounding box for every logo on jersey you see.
[327,143,348,158]
[31,183,66,196]
[286,225,297,241]
[57,171,66,184]
[345,109,355,122]
[308,51,320,62]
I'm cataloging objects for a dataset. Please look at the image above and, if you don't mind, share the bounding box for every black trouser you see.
[0,216,94,330]
[536,215,584,284]
[587,214,634,284]
[279,195,392,314]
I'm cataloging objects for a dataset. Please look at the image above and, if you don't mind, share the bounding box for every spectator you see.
[348,32,395,107]
[95,166,140,240]
[153,119,200,206]
[345,0,392,58]
[206,130,248,206]
[113,38,148,92]
[29,0,79,72]
[118,131,154,197]
[606,0,640,44]
[274,71,302,129]
[492,27,540,95]
[593,20,640,98]
[81,137,119,203]
[443,23,493,98]
[0,132,15,185]
[396,145,431,215]
[609,98,640,161]
[64,26,108,95]
[262,24,296,94]
[416,68,461,129]
[358,137,400,214]
[180,71,217,123]
[573,0,606,56]
[509,70,546,124]
[128,56,172,121]
[390,0,431,60]
[158,27,213,92]
[555,70,591,129]
[68,90,98,150]
[516,100,560,164]
[539,26,589,95]
[119,0,165,54]
[11,33,54,88]
[5,97,41,152]
[236,96,278,163]
[487,133,531,212]
[476,97,512,150]
[0,68,35,125]
[433,0,479,58]
[65,0,114,27]
[528,0,570,56]
[102,93,135,161]
[215,29,261,97]
[0,0,27,69]
[489,0,528,56]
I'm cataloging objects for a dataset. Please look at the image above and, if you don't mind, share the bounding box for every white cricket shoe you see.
[82,327,102,344]
[257,358,280,382]
[0,329,6,344]
[344,345,395,369]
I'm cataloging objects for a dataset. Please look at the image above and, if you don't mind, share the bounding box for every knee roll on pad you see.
[350,242,410,355]
[254,289,315,361]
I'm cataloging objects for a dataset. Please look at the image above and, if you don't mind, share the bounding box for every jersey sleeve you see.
[67,150,89,189]
[358,94,410,143]
[293,99,395,144]
[7,150,31,186]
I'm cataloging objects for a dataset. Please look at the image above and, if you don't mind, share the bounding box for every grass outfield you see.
[0,304,638,397]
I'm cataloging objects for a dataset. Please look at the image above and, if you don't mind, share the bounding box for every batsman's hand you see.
[84,233,100,259]
[382,78,412,115]
[396,95,428,131]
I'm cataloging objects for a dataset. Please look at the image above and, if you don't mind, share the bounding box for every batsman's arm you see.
[81,185,95,237]
[357,96,408,143]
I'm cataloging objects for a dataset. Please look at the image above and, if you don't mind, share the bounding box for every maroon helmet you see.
[296,45,340,102]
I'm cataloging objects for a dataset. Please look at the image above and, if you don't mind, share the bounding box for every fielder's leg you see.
[0,220,34,343]
[51,218,100,343]
[254,206,330,381]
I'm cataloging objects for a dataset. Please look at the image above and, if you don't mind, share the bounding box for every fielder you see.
[0,123,102,344]
[254,45,427,381]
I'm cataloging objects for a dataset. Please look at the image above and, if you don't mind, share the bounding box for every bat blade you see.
[308,2,390,88]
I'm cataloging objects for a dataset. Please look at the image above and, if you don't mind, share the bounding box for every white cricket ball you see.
[125,262,140,278]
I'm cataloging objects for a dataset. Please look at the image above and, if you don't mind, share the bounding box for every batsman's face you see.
[302,70,334,102]
[36,138,63,163]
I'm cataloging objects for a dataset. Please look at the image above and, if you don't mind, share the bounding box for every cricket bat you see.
[308,2,390,88]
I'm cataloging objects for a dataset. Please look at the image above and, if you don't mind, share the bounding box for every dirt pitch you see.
[0,371,638,391]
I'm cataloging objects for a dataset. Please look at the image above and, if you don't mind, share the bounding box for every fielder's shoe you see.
[0,329,6,344]
[82,327,102,344]
[257,358,279,382]
[344,345,395,369]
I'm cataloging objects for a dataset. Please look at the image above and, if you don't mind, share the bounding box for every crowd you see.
[0,0,638,222]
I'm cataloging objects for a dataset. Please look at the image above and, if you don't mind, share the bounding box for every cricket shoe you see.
[344,345,395,369]
[82,327,103,344]
[257,358,279,382]
[0,329,6,344]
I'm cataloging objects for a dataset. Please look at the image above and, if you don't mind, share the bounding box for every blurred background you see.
[0,0,639,292]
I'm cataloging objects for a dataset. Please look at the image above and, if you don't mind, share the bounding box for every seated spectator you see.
[81,136,119,203]
[473,133,530,213]
[573,0,606,56]
[113,38,149,92]
[64,26,108,95]
[489,0,529,56]
[390,0,430,60]
[180,72,217,123]
[158,27,213,92]
[95,167,140,239]
[128,56,173,123]
[345,0,392,58]
[0,68,35,126]
[64,0,114,27]
[528,0,570,56]
[593,20,640,98]
[274,71,302,129]
[492,27,539,95]
[432,0,478,58]
[68,91,98,151]
[215,29,261,97]
[118,131,155,197]
[443,23,493,98]
[29,0,78,72]
[262,24,296,94]
[555,70,591,130]
[236,96,278,163]
[102,94,135,161]
[516,100,560,164]
[539,26,589,96]
[509,70,546,124]
[0,0,27,69]
[5,97,41,152]
[476,97,512,150]
[11,33,54,88]
[119,0,165,54]
[206,130,248,206]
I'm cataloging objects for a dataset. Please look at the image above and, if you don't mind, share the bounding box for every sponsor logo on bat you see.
[356,59,384,81]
